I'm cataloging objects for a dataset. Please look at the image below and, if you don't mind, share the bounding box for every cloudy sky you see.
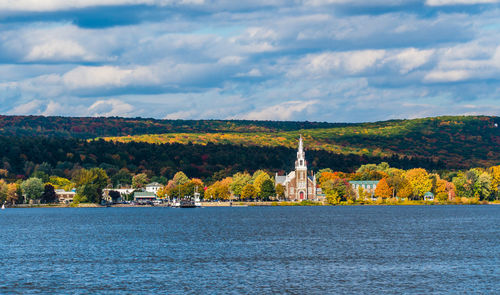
[1,0,500,122]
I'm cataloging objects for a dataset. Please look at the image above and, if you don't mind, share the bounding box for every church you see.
[275,135,318,201]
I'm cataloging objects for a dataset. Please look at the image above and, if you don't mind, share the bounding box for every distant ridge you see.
[0,115,498,168]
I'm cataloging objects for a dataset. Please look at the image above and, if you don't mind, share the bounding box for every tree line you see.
[0,136,444,183]
[2,162,498,205]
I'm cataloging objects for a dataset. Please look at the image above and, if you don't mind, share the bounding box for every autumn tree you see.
[49,176,73,191]
[321,178,354,202]
[230,172,251,197]
[253,172,271,195]
[172,171,189,186]
[7,183,20,204]
[275,184,286,200]
[0,180,7,204]
[375,178,392,199]
[205,177,232,200]
[405,168,432,199]
[132,173,149,189]
[488,165,500,199]
[396,178,413,199]
[240,183,257,200]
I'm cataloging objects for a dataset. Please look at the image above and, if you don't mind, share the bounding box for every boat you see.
[179,197,197,208]
[1,203,5,210]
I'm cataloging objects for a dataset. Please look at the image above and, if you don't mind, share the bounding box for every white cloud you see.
[241,100,319,120]
[424,70,471,82]
[25,40,92,62]
[88,99,134,117]
[426,0,499,6]
[62,65,156,89]
[7,100,44,115]
[394,48,434,74]
[291,50,386,77]
[0,0,204,12]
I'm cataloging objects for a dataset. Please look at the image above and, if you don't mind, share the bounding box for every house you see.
[275,136,320,201]
[133,192,157,204]
[349,180,379,200]
[424,192,435,201]
[145,182,162,194]
[102,188,135,203]
[55,189,76,204]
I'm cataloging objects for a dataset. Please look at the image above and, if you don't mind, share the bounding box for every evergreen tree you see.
[259,179,275,201]
[41,184,57,204]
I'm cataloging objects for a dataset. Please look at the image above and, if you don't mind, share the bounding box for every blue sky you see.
[1,0,500,122]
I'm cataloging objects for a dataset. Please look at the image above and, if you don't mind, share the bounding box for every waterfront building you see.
[424,192,435,201]
[275,135,318,201]
[55,189,76,204]
[349,180,379,200]
[145,182,162,194]
[133,191,157,204]
[102,188,135,203]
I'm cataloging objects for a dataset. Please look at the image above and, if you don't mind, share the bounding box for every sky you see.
[1,0,500,122]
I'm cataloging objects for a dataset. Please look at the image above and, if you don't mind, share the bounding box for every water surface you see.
[0,206,499,294]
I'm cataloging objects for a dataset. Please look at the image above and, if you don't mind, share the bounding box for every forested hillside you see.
[0,115,340,138]
[102,116,500,168]
[0,115,498,182]
[0,136,442,181]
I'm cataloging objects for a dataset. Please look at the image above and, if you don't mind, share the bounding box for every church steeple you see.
[295,135,306,170]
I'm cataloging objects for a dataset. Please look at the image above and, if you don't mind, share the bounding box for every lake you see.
[0,206,499,294]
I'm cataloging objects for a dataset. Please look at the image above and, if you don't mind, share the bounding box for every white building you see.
[145,182,162,194]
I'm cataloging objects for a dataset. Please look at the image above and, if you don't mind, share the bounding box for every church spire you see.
[298,134,303,154]
[295,135,306,170]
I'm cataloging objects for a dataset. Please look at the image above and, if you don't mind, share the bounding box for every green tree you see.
[21,177,44,202]
[109,190,121,203]
[111,169,132,187]
[259,179,275,201]
[132,173,149,189]
[173,171,189,186]
[74,168,109,203]
[321,178,354,202]
[229,172,251,197]
[41,184,57,204]
[253,172,271,195]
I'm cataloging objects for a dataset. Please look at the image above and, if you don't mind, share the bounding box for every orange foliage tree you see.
[375,178,392,199]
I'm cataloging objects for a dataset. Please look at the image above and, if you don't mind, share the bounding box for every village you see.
[1,136,498,208]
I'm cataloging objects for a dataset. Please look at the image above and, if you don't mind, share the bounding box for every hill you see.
[0,115,498,179]
[0,115,341,138]
[100,116,500,169]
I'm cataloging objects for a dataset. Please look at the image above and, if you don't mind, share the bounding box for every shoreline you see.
[4,200,499,208]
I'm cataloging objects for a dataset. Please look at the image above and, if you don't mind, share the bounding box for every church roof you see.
[275,175,286,184]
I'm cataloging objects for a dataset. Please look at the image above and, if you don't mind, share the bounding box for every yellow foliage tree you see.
[489,165,500,193]
[405,168,432,199]
[253,172,271,195]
